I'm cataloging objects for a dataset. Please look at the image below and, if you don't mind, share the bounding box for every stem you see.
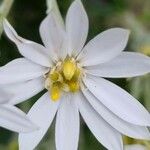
[0,0,14,36]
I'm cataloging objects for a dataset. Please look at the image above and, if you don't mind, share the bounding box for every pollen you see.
[50,82,61,101]
[68,80,80,92]
[49,71,63,83]
[49,72,59,81]
[45,57,82,101]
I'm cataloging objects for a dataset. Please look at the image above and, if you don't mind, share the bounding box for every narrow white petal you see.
[0,58,48,84]
[66,0,89,56]
[0,88,12,104]
[84,76,150,126]
[0,105,38,133]
[3,19,20,43]
[125,144,146,150]
[78,28,130,66]
[3,19,52,67]
[2,77,44,105]
[77,92,123,150]
[19,92,59,150]
[40,12,65,60]
[82,88,150,139]
[86,52,150,78]
[55,94,80,150]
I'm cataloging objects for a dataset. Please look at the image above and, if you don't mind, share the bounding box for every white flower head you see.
[1,0,150,149]
[0,88,38,133]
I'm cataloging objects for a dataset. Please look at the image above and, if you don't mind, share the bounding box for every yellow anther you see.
[72,68,81,81]
[50,72,59,81]
[50,83,61,101]
[63,58,76,80]
[68,80,80,92]
[49,71,63,83]
[45,57,82,102]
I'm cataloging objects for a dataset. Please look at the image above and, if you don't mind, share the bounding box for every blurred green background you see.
[0,0,150,149]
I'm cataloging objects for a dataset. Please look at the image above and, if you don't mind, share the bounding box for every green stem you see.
[0,0,14,36]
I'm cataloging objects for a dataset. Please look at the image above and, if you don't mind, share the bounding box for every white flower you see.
[125,144,147,150]
[0,88,37,133]
[1,0,150,149]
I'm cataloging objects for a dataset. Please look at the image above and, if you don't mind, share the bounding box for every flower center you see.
[45,57,82,101]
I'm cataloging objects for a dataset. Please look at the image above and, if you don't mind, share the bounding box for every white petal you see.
[66,0,89,56]
[40,12,65,60]
[86,52,150,78]
[55,94,80,150]
[3,19,52,67]
[19,92,59,150]
[2,77,44,105]
[77,92,123,150]
[0,88,12,104]
[77,28,130,66]
[0,58,48,84]
[0,105,38,133]
[125,144,146,150]
[82,88,150,139]
[84,76,150,126]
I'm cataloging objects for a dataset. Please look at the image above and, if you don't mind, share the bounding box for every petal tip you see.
[72,0,84,8]
[3,19,12,31]
[3,18,9,32]
[3,18,8,25]
[124,28,131,36]
[115,27,130,35]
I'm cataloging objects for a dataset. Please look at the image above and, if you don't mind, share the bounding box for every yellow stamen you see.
[49,72,59,81]
[63,58,76,80]
[45,57,82,101]
[72,67,81,81]
[50,83,61,101]
[68,80,80,92]
[49,71,63,83]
